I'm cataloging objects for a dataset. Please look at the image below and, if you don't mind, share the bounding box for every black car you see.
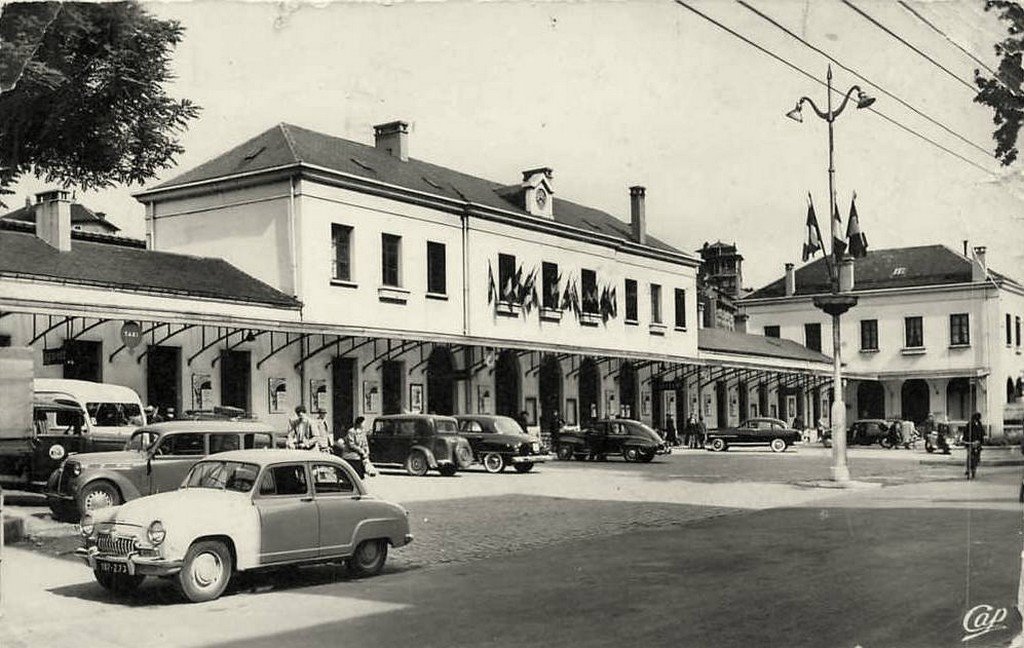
[453,415,549,473]
[848,419,893,446]
[368,414,474,476]
[555,419,671,463]
[705,417,800,453]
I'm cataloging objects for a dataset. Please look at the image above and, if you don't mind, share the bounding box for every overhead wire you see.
[896,0,999,79]
[736,0,993,159]
[671,0,996,176]
[840,0,978,93]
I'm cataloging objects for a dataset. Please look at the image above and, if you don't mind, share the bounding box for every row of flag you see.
[802,193,868,262]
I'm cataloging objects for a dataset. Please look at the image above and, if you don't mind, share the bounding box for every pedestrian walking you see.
[696,416,707,449]
[336,416,372,479]
[684,413,698,449]
[665,415,678,446]
[964,412,985,479]
[815,416,828,443]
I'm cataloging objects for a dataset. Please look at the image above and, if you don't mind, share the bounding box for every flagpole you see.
[787,65,875,484]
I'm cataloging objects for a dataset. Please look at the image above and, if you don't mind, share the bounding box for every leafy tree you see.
[0,1,199,198]
[975,0,1024,166]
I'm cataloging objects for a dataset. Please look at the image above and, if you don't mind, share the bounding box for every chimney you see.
[34,189,71,252]
[697,300,706,329]
[963,240,969,257]
[629,185,646,245]
[839,255,855,292]
[373,120,409,161]
[95,211,106,220]
[784,263,796,296]
[734,312,748,334]
[972,246,988,282]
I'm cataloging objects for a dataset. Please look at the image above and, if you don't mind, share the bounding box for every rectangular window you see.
[0,334,10,347]
[950,313,970,346]
[426,241,446,295]
[624,279,638,322]
[581,269,598,314]
[674,289,687,329]
[764,325,780,338]
[498,253,516,303]
[804,323,822,352]
[331,224,352,281]
[650,284,662,324]
[1017,316,1022,347]
[381,233,402,287]
[905,316,924,348]
[542,262,559,310]
[860,319,878,351]
[1008,313,1014,345]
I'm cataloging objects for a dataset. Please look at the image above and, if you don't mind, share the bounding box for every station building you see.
[1,121,833,437]
[742,245,1024,438]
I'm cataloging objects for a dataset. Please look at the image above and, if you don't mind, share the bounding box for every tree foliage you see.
[975,0,1024,166]
[0,1,199,196]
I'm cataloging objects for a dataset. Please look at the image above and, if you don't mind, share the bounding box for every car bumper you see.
[76,546,183,577]
[510,454,549,464]
[657,446,672,455]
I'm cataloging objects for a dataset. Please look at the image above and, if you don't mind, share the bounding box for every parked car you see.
[368,414,474,477]
[0,398,88,490]
[848,419,894,446]
[705,417,800,453]
[453,414,548,473]
[555,418,671,462]
[76,449,413,602]
[45,420,277,520]
[34,379,147,451]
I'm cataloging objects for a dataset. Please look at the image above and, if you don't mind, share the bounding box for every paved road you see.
[2,447,1021,647]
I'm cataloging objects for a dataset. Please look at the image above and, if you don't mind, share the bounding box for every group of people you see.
[661,414,708,449]
[286,406,375,479]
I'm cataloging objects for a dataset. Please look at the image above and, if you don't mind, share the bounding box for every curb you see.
[2,513,25,545]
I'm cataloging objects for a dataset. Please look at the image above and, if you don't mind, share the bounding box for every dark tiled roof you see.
[1,202,121,232]
[698,327,832,364]
[745,245,1023,299]
[0,228,300,308]
[153,123,681,254]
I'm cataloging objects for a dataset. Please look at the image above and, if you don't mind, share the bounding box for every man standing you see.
[337,416,370,479]
[288,405,316,450]
[665,415,678,446]
[964,412,985,479]
[313,409,332,452]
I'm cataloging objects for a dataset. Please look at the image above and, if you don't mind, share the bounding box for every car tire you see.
[95,570,144,594]
[556,444,574,461]
[405,451,429,477]
[513,462,534,473]
[177,540,233,603]
[50,502,77,522]
[438,464,458,477]
[639,450,656,463]
[623,447,640,462]
[482,453,506,473]
[77,480,121,515]
[348,539,388,578]
[769,438,788,453]
[710,438,727,452]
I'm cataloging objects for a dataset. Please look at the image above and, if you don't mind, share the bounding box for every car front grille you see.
[97,533,138,557]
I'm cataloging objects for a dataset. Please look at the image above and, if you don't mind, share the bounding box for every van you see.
[34,379,147,451]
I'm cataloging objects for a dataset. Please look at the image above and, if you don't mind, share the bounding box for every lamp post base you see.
[830,465,851,484]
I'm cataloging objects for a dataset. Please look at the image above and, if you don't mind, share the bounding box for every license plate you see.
[97,561,128,574]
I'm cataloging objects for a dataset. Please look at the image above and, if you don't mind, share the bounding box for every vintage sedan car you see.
[453,414,548,473]
[45,420,277,520]
[76,449,412,603]
[368,414,474,476]
[849,419,894,446]
[555,419,671,462]
[705,417,800,452]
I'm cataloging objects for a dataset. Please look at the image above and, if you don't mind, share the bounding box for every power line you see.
[671,0,995,176]
[736,0,993,159]
[897,1,999,79]
[840,0,977,93]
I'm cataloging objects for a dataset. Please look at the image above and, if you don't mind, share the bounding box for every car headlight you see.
[147,520,166,545]
[70,462,82,477]
[79,514,94,537]
[531,442,540,452]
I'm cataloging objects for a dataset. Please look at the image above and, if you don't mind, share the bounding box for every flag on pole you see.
[846,193,868,258]
[831,195,847,259]
[802,194,822,262]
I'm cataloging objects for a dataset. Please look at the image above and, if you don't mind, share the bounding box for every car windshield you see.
[493,417,525,435]
[184,460,261,492]
[86,402,143,427]
[435,419,458,433]
[124,430,160,451]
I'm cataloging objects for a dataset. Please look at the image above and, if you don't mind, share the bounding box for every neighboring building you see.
[742,244,1024,438]
[1,194,121,235]
[697,241,744,332]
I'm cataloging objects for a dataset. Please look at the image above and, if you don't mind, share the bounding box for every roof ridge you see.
[278,122,302,163]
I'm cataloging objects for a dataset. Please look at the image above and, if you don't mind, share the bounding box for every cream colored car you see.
[76,449,413,602]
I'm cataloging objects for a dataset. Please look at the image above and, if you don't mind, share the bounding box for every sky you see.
[9,0,1024,291]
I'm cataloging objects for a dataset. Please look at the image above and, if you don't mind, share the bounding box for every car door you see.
[148,432,207,493]
[253,462,319,564]
[735,420,757,443]
[368,419,393,464]
[310,462,362,558]
[458,419,486,457]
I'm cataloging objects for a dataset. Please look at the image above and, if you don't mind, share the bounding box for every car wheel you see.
[77,480,121,515]
[482,453,506,473]
[405,451,429,477]
[710,438,727,452]
[623,447,640,462]
[95,570,145,594]
[556,444,574,461]
[438,464,458,477]
[769,438,788,453]
[50,502,77,522]
[348,539,388,578]
[177,540,233,603]
[513,462,534,473]
[639,450,656,463]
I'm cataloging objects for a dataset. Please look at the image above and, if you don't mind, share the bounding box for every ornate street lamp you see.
[786,65,875,483]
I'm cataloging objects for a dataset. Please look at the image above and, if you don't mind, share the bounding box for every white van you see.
[34,379,147,451]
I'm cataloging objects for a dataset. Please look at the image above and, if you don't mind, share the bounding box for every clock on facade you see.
[535,187,548,209]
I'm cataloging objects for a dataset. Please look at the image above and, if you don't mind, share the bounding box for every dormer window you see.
[521,167,554,219]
